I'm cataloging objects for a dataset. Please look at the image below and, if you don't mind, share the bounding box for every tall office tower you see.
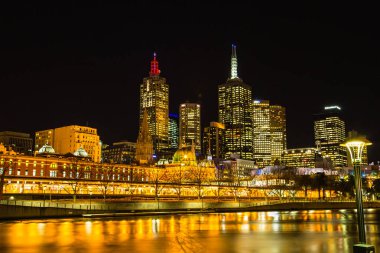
[0,131,33,155]
[135,110,154,165]
[179,103,201,153]
[168,113,179,149]
[203,122,225,159]
[218,44,253,159]
[270,105,287,164]
[252,100,271,167]
[139,53,169,154]
[314,105,347,168]
[35,125,102,162]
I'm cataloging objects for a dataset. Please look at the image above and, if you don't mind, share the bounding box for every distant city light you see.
[324,105,341,110]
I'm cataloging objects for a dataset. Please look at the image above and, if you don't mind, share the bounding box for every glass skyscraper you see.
[314,105,346,168]
[179,103,201,153]
[218,45,253,160]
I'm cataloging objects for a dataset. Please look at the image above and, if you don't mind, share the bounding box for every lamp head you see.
[341,136,372,162]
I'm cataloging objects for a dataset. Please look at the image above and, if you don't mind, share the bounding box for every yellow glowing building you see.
[35,125,101,162]
[140,53,169,154]
[218,45,253,160]
[252,100,271,167]
[270,105,287,164]
[314,106,346,168]
[179,103,201,153]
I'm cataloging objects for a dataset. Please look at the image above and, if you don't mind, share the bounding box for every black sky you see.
[1,2,379,162]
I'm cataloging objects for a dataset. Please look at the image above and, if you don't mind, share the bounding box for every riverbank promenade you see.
[1,198,379,220]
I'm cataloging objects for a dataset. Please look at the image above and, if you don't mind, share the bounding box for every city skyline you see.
[1,2,379,161]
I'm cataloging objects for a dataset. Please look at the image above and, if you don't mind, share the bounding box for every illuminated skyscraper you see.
[203,122,225,159]
[270,105,287,164]
[252,100,271,167]
[314,105,347,168]
[218,45,253,159]
[139,53,169,153]
[168,113,179,149]
[179,103,201,153]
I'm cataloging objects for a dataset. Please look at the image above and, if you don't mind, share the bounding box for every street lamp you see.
[341,134,375,252]
[43,185,47,207]
[89,189,92,210]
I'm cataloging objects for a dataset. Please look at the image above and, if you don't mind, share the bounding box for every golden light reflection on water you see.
[0,210,380,253]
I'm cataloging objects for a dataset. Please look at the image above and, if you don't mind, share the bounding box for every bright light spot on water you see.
[85,221,92,235]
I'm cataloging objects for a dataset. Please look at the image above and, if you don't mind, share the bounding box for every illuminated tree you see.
[59,157,86,202]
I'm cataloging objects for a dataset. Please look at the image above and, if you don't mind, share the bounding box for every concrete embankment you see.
[1,200,379,220]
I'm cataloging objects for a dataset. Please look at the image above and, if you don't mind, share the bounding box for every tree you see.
[372,179,380,199]
[60,157,86,202]
[295,175,312,199]
[97,165,117,202]
[311,172,326,199]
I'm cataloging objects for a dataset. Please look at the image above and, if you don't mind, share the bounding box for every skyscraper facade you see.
[314,105,347,168]
[203,121,225,159]
[168,113,179,149]
[252,100,271,167]
[218,45,253,160]
[179,103,201,153]
[139,53,169,154]
[270,105,287,164]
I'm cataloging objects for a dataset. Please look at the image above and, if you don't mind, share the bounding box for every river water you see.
[0,209,379,253]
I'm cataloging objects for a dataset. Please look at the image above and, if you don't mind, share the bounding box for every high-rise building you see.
[135,110,154,165]
[168,113,179,149]
[252,100,271,167]
[270,105,287,164]
[139,53,169,154]
[218,44,253,160]
[282,147,317,168]
[35,125,102,162]
[203,122,225,159]
[0,131,33,155]
[314,105,347,168]
[179,103,201,153]
[102,141,136,164]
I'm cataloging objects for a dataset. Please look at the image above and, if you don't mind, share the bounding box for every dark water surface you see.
[0,209,379,253]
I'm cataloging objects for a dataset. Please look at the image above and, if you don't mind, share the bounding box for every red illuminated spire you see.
[149,52,161,76]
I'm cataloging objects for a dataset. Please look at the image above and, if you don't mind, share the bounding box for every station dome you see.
[73,146,88,157]
[38,144,55,154]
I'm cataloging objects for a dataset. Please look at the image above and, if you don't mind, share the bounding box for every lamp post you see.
[89,190,92,210]
[341,134,375,253]
[43,185,46,207]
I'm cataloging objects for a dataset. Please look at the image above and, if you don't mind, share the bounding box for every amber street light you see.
[341,134,375,253]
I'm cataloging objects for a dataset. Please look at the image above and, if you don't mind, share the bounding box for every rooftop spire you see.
[149,52,161,76]
[230,44,238,79]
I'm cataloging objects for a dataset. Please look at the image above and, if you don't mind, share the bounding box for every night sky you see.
[1,2,379,162]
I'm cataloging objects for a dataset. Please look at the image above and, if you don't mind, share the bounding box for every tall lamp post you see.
[341,134,375,253]
[89,189,92,210]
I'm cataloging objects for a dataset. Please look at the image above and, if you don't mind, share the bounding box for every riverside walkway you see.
[1,198,380,220]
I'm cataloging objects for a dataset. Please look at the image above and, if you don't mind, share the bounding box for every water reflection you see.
[0,209,379,253]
